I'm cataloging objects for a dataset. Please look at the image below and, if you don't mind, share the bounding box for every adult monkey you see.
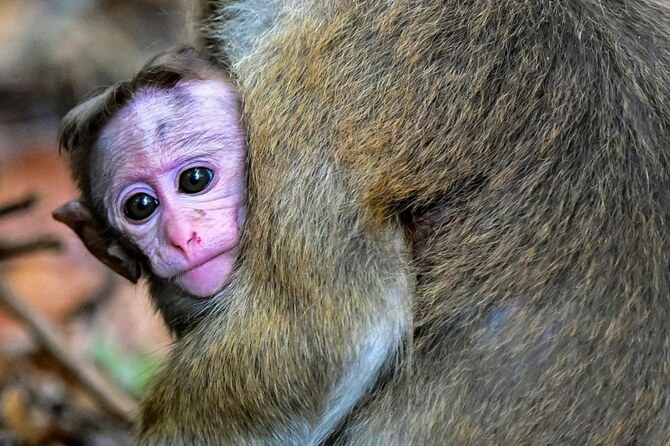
[139,0,670,444]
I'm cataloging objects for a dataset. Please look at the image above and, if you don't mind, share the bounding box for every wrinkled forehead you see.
[99,79,240,162]
[90,79,241,196]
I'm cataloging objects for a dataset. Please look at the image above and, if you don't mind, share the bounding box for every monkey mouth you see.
[180,252,228,277]
[166,250,237,298]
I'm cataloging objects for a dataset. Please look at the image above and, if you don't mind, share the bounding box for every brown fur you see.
[139,0,670,444]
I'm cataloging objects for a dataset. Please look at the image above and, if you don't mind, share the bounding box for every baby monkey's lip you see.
[178,250,229,277]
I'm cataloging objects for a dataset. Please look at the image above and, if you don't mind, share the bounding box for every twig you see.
[0,236,62,261]
[0,195,37,220]
[65,271,118,322]
[0,282,138,424]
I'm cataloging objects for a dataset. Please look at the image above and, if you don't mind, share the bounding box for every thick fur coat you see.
[139,1,670,444]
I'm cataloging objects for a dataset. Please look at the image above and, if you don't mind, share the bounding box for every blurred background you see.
[0,1,188,444]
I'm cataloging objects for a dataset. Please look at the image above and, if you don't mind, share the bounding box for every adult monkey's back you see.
[139,1,670,444]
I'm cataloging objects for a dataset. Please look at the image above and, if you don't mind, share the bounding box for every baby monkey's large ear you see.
[52,200,142,283]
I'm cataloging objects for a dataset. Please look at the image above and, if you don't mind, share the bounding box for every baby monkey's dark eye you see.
[179,167,214,194]
[124,193,159,221]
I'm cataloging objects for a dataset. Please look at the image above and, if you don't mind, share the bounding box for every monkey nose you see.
[165,222,199,255]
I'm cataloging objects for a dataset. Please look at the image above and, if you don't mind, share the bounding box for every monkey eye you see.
[179,167,214,194]
[124,192,159,221]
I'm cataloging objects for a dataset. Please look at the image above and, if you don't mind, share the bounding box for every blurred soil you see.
[0,1,187,444]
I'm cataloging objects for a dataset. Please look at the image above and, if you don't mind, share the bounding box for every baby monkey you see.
[54,47,246,335]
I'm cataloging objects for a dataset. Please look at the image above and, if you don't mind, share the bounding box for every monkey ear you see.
[52,200,142,284]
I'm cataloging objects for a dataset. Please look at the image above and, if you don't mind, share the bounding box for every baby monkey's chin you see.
[174,251,237,298]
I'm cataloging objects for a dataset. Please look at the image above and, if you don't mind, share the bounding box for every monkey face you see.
[97,79,247,297]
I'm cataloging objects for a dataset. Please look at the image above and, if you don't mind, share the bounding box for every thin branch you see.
[0,236,62,261]
[65,271,119,322]
[0,282,138,424]
[0,195,37,220]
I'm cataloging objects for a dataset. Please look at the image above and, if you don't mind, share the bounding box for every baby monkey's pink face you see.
[97,79,246,297]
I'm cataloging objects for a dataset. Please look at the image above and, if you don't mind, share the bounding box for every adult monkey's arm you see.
[137,3,413,444]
